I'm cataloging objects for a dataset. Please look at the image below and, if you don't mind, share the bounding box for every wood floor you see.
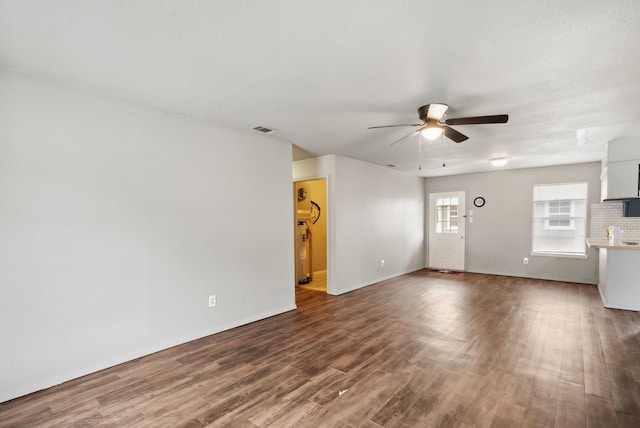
[2,270,640,427]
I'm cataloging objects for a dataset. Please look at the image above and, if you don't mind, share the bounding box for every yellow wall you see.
[299,178,327,272]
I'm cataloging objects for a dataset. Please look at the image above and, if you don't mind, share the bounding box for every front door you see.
[428,191,466,271]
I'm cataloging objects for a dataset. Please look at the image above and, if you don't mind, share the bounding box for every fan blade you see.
[368,123,422,129]
[443,126,468,143]
[390,130,419,146]
[444,114,509,126]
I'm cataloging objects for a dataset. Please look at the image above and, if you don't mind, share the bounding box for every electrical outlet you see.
[380,259,385,267]
[208,295,216,307]
[523,257,529,265]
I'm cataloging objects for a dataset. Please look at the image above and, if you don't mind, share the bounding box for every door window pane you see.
[435,197,459,234]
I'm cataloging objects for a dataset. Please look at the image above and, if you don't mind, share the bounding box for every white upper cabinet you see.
[607,137,640,163]
[606,160,639,199]
[602,138,640,200]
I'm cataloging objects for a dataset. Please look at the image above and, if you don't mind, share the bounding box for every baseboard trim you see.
[334,267,424,295]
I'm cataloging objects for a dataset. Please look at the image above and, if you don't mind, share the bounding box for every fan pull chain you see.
[418,131,423,171]
[441,132,444,167]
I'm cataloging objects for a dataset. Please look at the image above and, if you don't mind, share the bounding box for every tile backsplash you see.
[590,202,640,239]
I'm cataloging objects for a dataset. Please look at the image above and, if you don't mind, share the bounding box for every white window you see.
[435,197,459,234]
[532,183,588,256]
[544,200,575,230]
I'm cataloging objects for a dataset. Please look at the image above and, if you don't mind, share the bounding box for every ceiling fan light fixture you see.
[489,157,510,167]
[427,103,449,120]
[420,126,443,140]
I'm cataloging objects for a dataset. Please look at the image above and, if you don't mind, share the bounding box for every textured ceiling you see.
[1,0,639,177]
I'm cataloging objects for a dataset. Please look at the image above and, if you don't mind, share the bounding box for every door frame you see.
[293,175,331,294]
[427,189,467,271]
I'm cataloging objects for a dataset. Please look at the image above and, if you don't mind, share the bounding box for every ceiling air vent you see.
[252,126,277,134]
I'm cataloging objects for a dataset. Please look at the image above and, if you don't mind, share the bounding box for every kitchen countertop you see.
[586,238,640,250]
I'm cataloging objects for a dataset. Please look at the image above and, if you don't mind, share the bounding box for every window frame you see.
[531,182,588,258]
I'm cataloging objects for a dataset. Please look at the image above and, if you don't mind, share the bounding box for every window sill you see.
[530,251,588,259]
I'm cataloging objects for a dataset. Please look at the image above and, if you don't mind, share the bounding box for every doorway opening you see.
[294,178,327,292]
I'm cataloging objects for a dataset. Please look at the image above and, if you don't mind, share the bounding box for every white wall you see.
[0,68,295,402]
[293,156,425,295]
[425,163,601,284]
[335,157,425,292]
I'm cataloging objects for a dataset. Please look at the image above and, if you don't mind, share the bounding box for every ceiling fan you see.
[368,103,509,145]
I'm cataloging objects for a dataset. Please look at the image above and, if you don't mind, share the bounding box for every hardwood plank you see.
[248,368,344,425]
[555,380,586,428]
[460,369,512,428]
[607,363,640,417]
[583,354,613,400]
[418,371,488,427]
[615,412,640,428]
[369,367,445,427]
[259,399,324,427]
[501,357,537,408]
[521,369,560,428]
[586,395,616,428]
[318,369,412,427]
[398,368,465,427]
[489,401,526,428]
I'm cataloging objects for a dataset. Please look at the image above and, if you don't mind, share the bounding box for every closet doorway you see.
[294,178,327,292]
